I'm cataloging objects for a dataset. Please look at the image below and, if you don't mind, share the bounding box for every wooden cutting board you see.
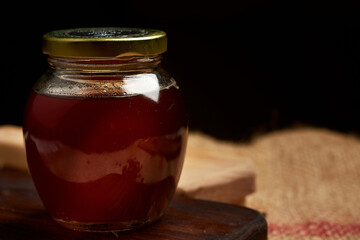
[0,168,267,240]
[178,132,256,205]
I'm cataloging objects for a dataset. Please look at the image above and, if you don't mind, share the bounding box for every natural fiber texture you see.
[233,127,360,239]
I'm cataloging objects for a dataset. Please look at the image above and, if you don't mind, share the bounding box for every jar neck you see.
[47,55,162,72]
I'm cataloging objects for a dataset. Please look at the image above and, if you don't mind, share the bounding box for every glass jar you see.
[23,28,188,232]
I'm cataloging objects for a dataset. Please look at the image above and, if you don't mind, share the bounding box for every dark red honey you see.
[23,86,188,230]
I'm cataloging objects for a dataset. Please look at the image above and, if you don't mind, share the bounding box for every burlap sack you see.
[237,127,360,239]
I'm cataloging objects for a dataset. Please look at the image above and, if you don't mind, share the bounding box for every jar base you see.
[54,216,161,232]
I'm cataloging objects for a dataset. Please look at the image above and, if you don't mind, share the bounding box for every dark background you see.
[1,1,360,141]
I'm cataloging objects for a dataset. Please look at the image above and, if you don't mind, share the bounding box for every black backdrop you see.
[1,1,360,141]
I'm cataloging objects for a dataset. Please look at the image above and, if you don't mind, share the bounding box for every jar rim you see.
[42,27,167,58]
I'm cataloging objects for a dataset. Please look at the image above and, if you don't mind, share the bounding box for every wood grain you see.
[0,168,267,240]
[178,132,256,205]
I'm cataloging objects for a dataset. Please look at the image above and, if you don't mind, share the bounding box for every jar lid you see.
[42,27,167,58]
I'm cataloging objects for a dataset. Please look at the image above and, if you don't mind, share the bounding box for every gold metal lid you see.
[42,27,167,58]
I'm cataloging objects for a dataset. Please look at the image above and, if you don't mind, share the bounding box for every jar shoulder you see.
[34,66,177,98]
